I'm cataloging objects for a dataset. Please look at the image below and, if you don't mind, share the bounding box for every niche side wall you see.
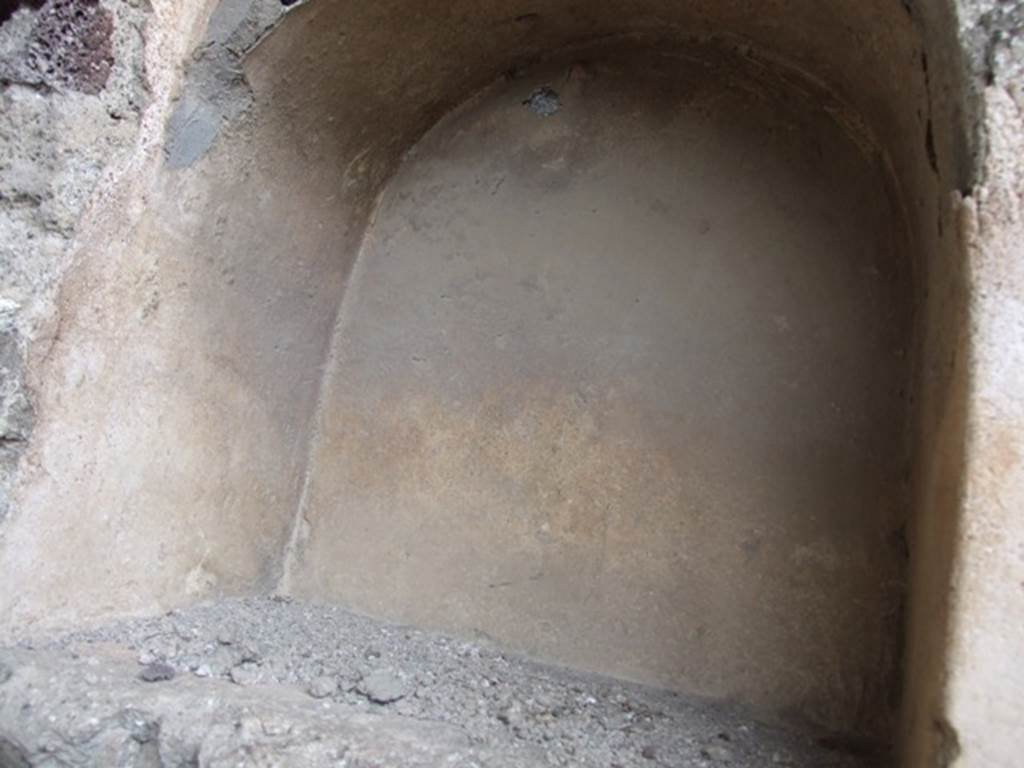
[0,0,373,633]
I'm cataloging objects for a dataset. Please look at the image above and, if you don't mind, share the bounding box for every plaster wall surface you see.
[0,0,942,746]
[0,0,936,639]
[288,49,913,738]
[0,0,371,629]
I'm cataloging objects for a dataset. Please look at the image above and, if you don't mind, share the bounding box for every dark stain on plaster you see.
[165,0,296,169]
[919,52,939,176]
[925,118,938,174]
[523,85,561,116]
[165,94,225,169]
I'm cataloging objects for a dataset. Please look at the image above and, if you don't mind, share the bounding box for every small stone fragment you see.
[357,670,409,704]
[497,702,525,727]
[229,662,264,686]
[138,662,175,682]
[308,675,338,699]
[701,744,734,761]
[641,744,657,760]
[200,646,237,678]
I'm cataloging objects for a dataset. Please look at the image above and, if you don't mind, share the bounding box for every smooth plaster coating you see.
[287,49,913,738]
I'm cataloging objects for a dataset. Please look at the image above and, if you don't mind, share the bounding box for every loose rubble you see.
[357,669,409,704]
[0,597,877,767]
[308,674,338,699]
[138,661,176,682]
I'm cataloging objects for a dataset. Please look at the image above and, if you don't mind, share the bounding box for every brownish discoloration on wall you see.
[287,50,914,739]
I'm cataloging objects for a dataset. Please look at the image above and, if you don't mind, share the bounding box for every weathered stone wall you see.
[895,3,1024,766]
[934,4,1024,766]
[0,0,221,615]
[0,0,149,521]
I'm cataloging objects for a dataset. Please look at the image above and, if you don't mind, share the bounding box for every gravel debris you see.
[138,661,175,682]
[12,597,877,767]
[308,674,339,699]
[357,668,410,704]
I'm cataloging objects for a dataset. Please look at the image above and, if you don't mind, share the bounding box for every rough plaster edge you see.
[24,0,220,361]
[894,5,1023,766]
[943,75,1024,767]
[162,0,300,169]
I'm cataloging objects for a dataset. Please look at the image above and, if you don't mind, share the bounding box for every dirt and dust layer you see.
[0,598,877,767]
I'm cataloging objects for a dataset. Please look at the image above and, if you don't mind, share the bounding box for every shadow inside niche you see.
[0,1,47,26]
